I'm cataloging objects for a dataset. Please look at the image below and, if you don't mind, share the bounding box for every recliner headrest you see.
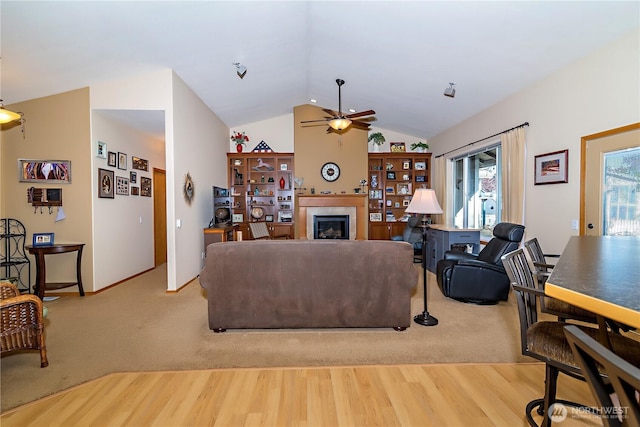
[492,222,525,242]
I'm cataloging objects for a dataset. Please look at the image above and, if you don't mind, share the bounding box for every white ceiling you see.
[2,1,638,140]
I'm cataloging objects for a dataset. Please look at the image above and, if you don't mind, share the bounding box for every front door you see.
[581,123,640,236]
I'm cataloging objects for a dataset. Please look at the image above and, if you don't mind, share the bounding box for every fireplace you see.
[314,215,349,239]
[298,194,366,240]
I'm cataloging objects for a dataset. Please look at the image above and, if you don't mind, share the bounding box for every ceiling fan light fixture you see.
[328,117,351,131]
[0,101,22,124]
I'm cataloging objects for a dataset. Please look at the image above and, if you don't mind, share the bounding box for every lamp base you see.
[414,311,439,326]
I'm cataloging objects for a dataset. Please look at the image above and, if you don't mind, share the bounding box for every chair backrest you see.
[477,222,525,265]
[0,281,20,300]
[524,238,545,266]
[501,248,539,352]
[564,325,640,427]
[402,216,423,244]
[249,222,270,240]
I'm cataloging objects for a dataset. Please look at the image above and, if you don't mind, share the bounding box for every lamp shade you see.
[328,117,351,131]
[405,188,443,214]
[0,106,21,124]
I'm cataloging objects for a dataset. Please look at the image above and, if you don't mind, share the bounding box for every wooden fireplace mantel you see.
[297,194,367,239]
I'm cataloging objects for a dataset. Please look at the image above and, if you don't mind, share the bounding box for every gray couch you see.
[199,240,418,332]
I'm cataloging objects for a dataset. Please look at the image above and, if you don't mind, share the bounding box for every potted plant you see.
[231,131,249,153]
[368,132,385,152]
[410,141,429,153]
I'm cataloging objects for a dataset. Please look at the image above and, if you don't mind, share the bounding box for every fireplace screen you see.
[313,215,349,239]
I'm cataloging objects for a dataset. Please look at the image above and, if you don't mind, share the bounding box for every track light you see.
[444,83,456,98]
[233,62,247,79]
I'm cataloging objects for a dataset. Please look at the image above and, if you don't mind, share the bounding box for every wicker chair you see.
[1,281,48,367]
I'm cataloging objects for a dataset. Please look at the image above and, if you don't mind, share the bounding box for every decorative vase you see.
[236,144,243,153]
[279,176,286,190]
[373,144,381,152]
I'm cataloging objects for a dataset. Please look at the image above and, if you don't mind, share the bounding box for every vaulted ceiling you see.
[1,1,638,139]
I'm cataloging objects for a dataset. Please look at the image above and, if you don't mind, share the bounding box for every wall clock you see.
[321,162,340,182]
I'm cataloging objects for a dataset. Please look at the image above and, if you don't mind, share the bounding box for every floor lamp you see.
[405,188,443,326]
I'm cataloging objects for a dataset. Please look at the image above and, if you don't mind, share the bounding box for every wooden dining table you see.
[545,236,640,345]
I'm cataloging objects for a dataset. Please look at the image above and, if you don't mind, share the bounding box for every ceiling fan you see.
[301,79,376,131]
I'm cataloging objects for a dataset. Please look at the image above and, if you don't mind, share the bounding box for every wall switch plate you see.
[571,219,578,230]
[176,219,182,228]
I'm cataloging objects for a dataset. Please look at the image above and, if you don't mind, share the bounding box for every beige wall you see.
[91,111,165,290]
[428,29,640,254]
[293,104,369,195]
[1,88,94,289]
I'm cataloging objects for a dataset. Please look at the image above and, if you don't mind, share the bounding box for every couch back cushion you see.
[199,240,418,329]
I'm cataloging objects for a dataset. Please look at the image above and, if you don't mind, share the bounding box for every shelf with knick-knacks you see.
[227,153,295,238]
[367,152,431,240]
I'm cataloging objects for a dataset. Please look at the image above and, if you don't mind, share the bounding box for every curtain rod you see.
[434,122,529,158]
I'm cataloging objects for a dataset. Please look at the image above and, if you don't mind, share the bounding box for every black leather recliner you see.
[436,222,525,304]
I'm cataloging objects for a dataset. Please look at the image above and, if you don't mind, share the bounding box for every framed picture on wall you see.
[116,176,129,195]
[140,177,152,197]
[534,150,568,185]
[96,141,107,159]
[118,152,127,170]
[18,159,71,184]
[131,186,139,196]
[98,168,115,198]
[132,156,149,171]
[107,151,117,167]
[130,171,137,184]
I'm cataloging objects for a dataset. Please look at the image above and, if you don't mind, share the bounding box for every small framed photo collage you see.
[96,140,151,199]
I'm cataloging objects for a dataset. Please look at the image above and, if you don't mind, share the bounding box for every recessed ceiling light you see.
[310,99,317,103]
[348,108,356,113]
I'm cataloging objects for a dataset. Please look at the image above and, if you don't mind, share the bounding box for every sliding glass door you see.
[452,145,501,239]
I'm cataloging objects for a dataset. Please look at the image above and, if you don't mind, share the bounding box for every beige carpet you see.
[1,264,527,412]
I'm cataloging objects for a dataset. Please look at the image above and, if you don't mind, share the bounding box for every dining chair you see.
[524,238,559,285]
[0,281,49,367]
[501,249,640,427]
[523,238,598,325]
[564,325,640,427]
[248,222,289,240]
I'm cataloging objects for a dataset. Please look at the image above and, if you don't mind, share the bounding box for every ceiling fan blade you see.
[322,108,338,117]
[300,119,330,124]
[346,110,375,119]
[353,116,377,123]
[350,121,371,130]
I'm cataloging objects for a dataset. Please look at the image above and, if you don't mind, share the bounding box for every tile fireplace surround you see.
[297,194,367,240]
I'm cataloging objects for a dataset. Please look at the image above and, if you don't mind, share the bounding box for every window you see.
[452,144,501,240]
[603,147,640,236]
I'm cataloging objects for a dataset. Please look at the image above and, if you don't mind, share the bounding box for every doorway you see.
[153,168,167,265]
[581,123,640,236]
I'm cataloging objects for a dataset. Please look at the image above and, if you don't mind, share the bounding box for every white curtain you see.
[433,156,447,225]
[500,127,526,224]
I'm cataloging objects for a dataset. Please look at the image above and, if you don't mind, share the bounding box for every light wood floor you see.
[1,363,601,427]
